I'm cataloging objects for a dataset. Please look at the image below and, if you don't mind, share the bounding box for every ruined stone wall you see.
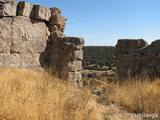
[116,39,160,80]
[0,0,84,86]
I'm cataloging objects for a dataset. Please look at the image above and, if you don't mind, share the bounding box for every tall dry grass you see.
[0,67,108,120]
[106,75,160,119]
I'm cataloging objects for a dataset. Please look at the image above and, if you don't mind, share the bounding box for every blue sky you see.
[18,0,160,46]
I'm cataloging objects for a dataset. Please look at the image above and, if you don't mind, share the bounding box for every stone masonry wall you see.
[116,39,160,80]
[0,0,84,86]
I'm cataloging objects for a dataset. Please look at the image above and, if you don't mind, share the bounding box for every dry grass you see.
[0,68,128,120]
[0,67,109,120]
[82,74,160,119]
[105,75,160,120]
[1,67,156,120]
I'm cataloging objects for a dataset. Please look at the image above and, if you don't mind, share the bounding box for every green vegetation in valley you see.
[82,46,115,70]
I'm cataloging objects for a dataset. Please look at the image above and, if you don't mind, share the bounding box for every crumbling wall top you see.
[0,0,15,3]
[50,7,61,14]
[116,39,148,49]
[150,40,160,48]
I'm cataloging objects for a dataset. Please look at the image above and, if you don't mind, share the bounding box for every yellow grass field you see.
[0,67,159,120]
[0,67,112,120]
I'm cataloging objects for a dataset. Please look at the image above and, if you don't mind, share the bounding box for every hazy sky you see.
[18,0,160,46]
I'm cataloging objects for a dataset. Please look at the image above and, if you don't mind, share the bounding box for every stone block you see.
[48,24,59,32]
[116,39,148,49]
[61,50,83,61]
[0,0,14,4]
[20,53,41,68]
[50,31,66,39]
[17,1,33,17]
[0,1,18,16]
[68,71,83,87]
[50,7,61,14]
[48,14,66,33]
[67,61,82,71]
[0,38,10,53]
[33,5,51,21]
[0,53,42,70]
[66,37,84,45]
[49,14,66,25]
[10,38,47,54]
[0,53,20,67]
[0,53,41,70]
[73,50,83,60]
[59,37,84,49]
